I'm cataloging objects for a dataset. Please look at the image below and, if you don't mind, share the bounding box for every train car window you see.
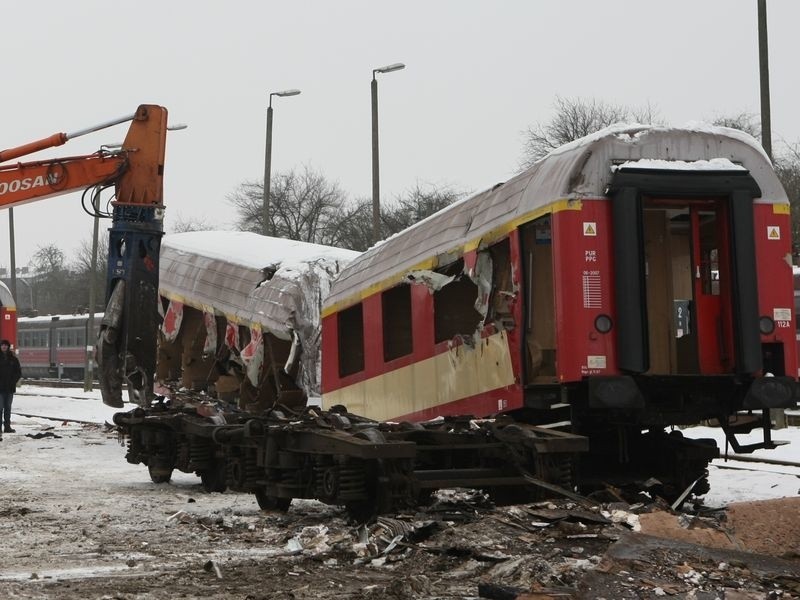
[699,215,720,296]
[338,303,365,376]
[434,259,483,343]
[382,284,412,361]
[486,238,513,327]
[520,216,556,380]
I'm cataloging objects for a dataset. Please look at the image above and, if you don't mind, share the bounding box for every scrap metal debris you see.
[24,431,62,439]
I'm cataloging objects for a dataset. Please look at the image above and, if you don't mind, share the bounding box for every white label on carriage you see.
[497,398,508,411]
[767,226,780,240]
[583,222,597,236]
[774,308,792,322]
[587,355,606,369]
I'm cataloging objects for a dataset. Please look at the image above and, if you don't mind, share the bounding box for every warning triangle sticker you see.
[768,226,780,240]
[583,222,596,236]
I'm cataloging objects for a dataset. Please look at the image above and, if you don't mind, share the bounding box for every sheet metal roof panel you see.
[326,124,786,310]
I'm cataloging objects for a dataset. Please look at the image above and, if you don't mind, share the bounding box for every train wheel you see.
[255,489,291,512]
[148,464,173,484]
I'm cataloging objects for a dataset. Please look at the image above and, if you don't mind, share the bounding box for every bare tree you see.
[383,182,465,234]
[229,165,347,245]
[326,199,373,251]
[711,112,761,139]
[30,244,71,314]
[713,114,800,257]
[520,96,661,169]
[324,183,466,252]
[775,143,800,256]
[72,236,109,313]
[230,169,465,252]
[32,244,66,273]
[169,214,216,233]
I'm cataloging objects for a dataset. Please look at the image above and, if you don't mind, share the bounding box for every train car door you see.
[642,199,731,375]
[519,216,557,384]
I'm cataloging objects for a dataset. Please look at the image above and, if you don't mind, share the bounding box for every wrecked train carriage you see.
[118,232,361,487]
[156,231,359,405]
[117,233,588,514]
[321,124,799,499]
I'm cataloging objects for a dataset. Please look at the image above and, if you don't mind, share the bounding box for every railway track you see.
[15,384,800,475]
[20,379,94,389]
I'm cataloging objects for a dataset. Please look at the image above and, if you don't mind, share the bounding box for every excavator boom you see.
[0,153,124,207]
[0,104,169,408]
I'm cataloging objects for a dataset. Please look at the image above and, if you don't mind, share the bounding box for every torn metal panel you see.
[471,251,492,319]
[161,300,184,343]
[202,311,217,355]
[406,270,454,292]
[224,321,240,351]
[240,327,263,387]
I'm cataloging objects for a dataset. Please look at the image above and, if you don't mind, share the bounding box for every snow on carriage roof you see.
[160,231,359,336]
[18,312,103,323]
[325,123,787,311]
[163,231,359,271]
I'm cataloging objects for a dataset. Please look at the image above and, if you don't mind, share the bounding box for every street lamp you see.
[263,89,301,236]
[371,62,405,245]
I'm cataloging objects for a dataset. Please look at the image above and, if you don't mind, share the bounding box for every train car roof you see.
[160,231,360,337]
[0,280,14,309]
[325,123,787,312]
[18,313,102,323]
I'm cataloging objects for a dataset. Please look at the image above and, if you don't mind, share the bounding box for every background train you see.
[16,313,101,380]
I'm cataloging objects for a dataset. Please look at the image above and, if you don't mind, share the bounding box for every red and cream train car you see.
[321,124,798,491]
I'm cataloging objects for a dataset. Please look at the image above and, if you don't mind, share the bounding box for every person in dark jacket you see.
[0,339,22,435]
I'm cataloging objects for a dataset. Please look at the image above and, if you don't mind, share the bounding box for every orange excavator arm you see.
[0,104,166,209]
[0,104,169,408]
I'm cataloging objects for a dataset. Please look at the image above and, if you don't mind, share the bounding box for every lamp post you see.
[757,0,772,160]
[371,62,405,245]
[263,89,301,236]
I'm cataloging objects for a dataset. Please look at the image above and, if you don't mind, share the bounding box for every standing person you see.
[0,339,22,436]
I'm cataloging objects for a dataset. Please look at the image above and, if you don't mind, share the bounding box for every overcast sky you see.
[1,0,798,270]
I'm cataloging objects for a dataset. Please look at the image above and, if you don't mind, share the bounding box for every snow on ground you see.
[14,384,123,424]
[682,423,800,506]
[9,385,800,507]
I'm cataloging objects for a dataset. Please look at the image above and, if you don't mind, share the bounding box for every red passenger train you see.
[16,314,101,380]
[321,124,798,494]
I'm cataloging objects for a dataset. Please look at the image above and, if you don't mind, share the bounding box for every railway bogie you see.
[114,399,588,518]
